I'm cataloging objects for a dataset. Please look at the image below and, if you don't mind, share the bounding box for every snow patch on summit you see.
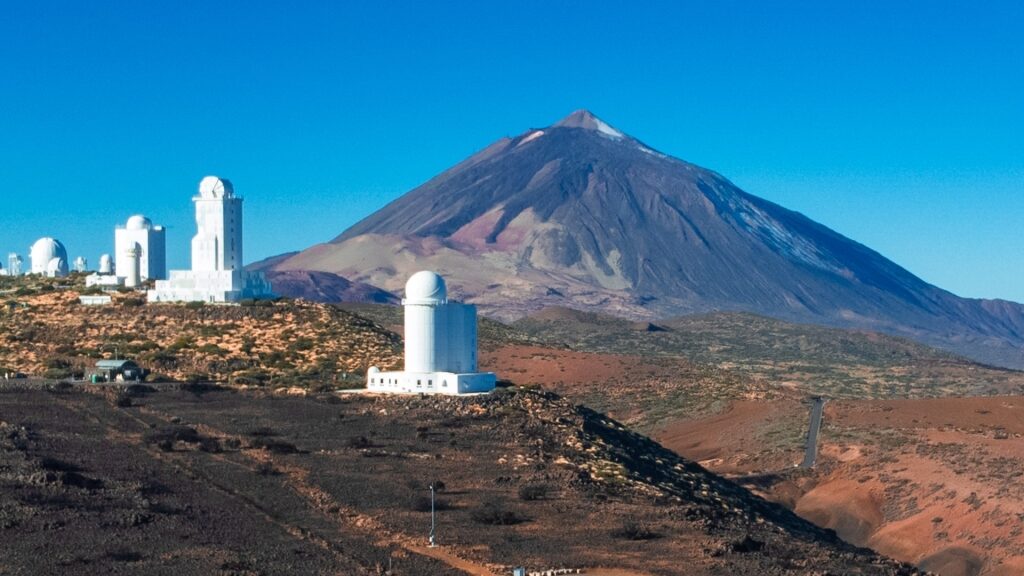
[518,130,544,146]
[593,118,624,139]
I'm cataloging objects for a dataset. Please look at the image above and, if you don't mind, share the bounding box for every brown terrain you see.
[655,396,1024,576]
[0,283,402,386]
[0,383,923,575]
[3,276,1022,575]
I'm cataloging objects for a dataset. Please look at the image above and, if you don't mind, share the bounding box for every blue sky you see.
[1,1,1021,301]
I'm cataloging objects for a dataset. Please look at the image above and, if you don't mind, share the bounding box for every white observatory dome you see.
[30,237,68,275]
[46,257,68,277]
[98,253,113,275]
[125,214,153,230]
[198,176,234,199]
[405,270,447,303]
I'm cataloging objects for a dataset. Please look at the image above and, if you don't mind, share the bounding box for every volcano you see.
[268,110,1024,369]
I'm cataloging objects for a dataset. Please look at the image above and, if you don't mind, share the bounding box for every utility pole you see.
[429,483,436,547]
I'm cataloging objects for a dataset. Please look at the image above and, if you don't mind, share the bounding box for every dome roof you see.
[125,214,152,230]
[46,257,67,276]
[198,176,234,199]
[30,237,67,264]
[405,270,447,303]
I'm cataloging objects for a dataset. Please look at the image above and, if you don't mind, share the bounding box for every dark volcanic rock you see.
[273,109,1024,369]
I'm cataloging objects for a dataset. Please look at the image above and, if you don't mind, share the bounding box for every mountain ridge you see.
[273,110,1024,369]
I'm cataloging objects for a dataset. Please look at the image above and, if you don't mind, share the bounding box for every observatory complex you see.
[148,176,272,303]
[367,271,496,395]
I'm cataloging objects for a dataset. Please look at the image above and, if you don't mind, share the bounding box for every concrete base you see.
[148,270,273,303]
[367,370,496,395]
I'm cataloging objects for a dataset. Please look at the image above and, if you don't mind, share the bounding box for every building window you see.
[417,380,422,387]
[442,380,447,387]
[428,379,432,386]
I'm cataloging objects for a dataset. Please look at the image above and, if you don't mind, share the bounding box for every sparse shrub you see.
[124,384,155,396]
[231,369,271,387]
[143,425,201,448]
[471,498,524,525]
[42,368,72,380]
[518,483,549,501]
[106,549,143,562]
[196,343,227,356]
[287,337,315,352]
[612,519,660,541]
[113,392,133,408]
[184,301,204,310]
[198,437,221,453]
[240,336,255,355]
[167,336,194,352]
[411,495,450,512]
[254,461,278,476]
[249,437,299,454]
[347,435,371,448]
[120,297,145,307]
[247,426,277,437]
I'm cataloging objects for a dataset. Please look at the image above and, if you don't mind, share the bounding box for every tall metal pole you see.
[429,483,436,547]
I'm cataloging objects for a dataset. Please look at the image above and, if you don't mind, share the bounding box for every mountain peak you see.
[552,109,624,139]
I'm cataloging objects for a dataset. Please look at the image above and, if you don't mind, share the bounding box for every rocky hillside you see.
[0,285,401,386]
[269,110,1024,370]
[0,382,923,575]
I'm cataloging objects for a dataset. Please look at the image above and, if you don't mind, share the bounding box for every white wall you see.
[192,196,242,273]
[115,226,167,280]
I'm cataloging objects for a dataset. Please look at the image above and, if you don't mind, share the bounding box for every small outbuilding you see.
[94,359,145,382]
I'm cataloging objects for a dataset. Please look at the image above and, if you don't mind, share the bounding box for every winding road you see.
[800,397,826,469]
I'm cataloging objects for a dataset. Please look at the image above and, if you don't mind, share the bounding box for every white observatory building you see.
[30,238,68,277]
[367,271,496,395]
[98,254,114,275]
[148,176,273,303]
[115,215,166,281]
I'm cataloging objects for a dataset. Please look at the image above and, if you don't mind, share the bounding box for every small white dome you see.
[405,270,447,303]
[125,214,153,230]
[46,257,67,277]
[368,366,381,374]
[198,176,234,199]
[98,254,113,274]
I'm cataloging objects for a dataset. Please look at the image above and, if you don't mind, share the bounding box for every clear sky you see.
[1,1,1021,301]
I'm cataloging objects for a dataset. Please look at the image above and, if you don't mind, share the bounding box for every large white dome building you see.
[30,237,68,277]
[367,271,495,395]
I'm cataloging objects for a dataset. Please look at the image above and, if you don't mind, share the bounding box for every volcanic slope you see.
[512,307,1024,401]
[272,110,1024,369]
[0,383,923,575]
